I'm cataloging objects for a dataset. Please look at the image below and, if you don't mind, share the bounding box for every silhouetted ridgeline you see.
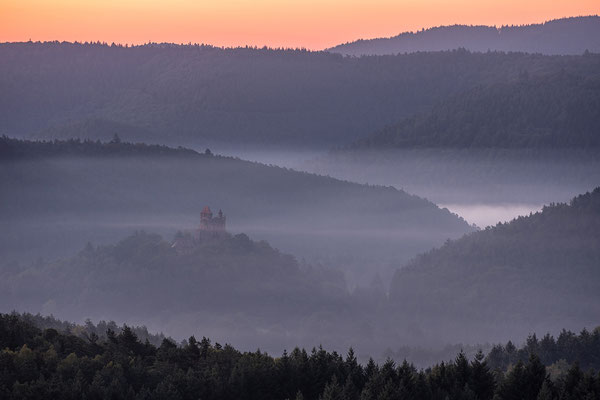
[390,188,600,343]
[1,42,599,148]
[348,72,600,149]
[1,313,599,399]
[329,16,600,56]
[0,135,199,158]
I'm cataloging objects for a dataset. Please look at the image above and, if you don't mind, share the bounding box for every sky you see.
[1,0,599,49]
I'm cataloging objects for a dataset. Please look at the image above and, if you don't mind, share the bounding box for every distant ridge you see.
[329,16,600,56]
[2,42,598,148]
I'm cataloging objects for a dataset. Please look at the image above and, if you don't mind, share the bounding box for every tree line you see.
[1,313,599,399]
[0,136,200,159]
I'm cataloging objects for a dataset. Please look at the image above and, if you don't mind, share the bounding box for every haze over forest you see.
[1,11,599,399]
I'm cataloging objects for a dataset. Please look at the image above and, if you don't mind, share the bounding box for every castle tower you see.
[214,209,226,231]
[199,206,213,231]
[198,206,226,236]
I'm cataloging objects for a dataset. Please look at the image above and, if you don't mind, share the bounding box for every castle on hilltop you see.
[171,206,227,254]
[199,206,226,235]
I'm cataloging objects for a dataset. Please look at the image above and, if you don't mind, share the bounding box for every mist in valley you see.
[301,148,600,227]
[0,139,475,361]
[2,138,599,370]
[219,146,599,228]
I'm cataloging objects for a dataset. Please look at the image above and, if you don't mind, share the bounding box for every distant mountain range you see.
[1,43,599,149]
[389,188,600,344]
[329,16,600,56]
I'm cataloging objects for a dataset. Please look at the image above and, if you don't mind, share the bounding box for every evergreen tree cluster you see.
[9,312,167,348]
[488,330,600,372]
[2,314,600,400]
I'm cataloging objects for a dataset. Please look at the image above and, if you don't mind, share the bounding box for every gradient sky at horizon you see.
[2,0,599,49]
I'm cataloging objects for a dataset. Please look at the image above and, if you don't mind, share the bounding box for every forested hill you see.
[389,188,600,343]
[348,71,600,149]
[1,43,599,148]
[0,230,347,348]
[0,137,473,286]
[329,16,600,56]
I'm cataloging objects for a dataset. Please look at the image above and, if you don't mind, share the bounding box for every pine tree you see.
[320,375,343,400]
[454,350,471,394]
[523,354,547,399]
[561,363,584,400]
[470,350,496,400]
[342,375,360,400]
[536,380,556,400]
[498,360,526,400]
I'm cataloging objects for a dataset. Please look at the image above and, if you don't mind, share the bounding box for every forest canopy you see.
[349,72,600,149]
[1,313,599,400]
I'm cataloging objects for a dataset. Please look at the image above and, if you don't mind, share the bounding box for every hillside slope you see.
[389,188,600,343]
[329,16,600,56]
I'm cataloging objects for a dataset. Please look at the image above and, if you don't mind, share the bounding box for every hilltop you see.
[329,16,600,56]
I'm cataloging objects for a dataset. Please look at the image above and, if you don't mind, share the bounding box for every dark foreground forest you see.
[1,313,599,400]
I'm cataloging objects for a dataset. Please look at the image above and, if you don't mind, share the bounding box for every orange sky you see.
[1,0,599,49]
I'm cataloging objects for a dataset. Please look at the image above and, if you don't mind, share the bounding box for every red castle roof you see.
[201,206,212,215]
